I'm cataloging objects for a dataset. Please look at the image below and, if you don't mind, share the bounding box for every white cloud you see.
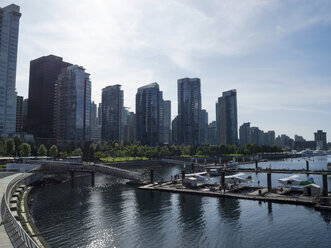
[2,0,331,138]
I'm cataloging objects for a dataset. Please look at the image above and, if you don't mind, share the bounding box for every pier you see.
[139,166,331,211]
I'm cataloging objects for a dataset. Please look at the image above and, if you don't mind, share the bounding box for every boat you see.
[313,149,325,156]
[299,149,314,157]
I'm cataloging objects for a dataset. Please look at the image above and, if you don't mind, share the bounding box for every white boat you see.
[299,149,314,157]
[313,149,325,156]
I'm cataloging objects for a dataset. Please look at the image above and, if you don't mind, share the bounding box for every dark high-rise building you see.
[314,130,327,150]
[163,100,171,144]
[177,78,201,145]
[0,4,21,135]
[172,116,179,145]
[216,89,238,145]
[55,65,91,143]
[27,55,71,141]
[16,96,23,133]
[136,83,163,145]
[200,109,208,144]
[98,103,102,125]
[90,101,97,127]
[239,122,251,146]
[22,99,28,132]
[101,85,123,142]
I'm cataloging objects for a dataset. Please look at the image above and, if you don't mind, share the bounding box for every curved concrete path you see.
[0,173,26,248]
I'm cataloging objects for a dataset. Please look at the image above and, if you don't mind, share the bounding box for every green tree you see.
[18,143,31,157]
[49,145,58,158]
[14,136,23,155]
[37,144,48,156]
[0,140,5,155]
[6,139,15,156]
[71,148,83,157]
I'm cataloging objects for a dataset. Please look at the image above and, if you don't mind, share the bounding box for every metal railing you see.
[1,173,41,248]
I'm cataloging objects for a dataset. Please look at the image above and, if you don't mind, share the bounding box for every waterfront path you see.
[0,173,19,248]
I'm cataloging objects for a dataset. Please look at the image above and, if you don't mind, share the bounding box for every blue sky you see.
[3,0,331,141]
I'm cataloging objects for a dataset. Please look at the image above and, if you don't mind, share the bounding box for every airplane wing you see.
[186,172,207,177]
[225,173,245,179]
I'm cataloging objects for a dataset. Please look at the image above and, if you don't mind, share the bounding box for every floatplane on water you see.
[278,175,315,187]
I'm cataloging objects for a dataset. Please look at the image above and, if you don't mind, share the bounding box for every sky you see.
[3,0,331,141]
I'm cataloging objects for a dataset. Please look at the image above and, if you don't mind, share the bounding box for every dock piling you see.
[150,169,154,184]
[181,170,185,181]
[91,172,95,186]
[221,170,225,188]
[267,172,272,192]
[255,160,258,170]
[322,173,328,197]
[306,160,309,171]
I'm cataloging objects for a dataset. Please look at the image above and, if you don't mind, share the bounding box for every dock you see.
[139,179,329,210]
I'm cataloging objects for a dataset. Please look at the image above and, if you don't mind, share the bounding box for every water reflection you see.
[218,197,241,221]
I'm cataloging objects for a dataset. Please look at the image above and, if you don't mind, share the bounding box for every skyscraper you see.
[172,116,179,145]
[314,130,327,150]
[16,96,23,133]
[163,100,171,144]
[98,103,102,125]
[55,65,91,143]
[136,83,163,145]
[207,121,217,145]
[90,101,98,127]
[101,85,123,142]
[27,55,71,141]
[177,78,201,145]
[216,89,238,145]
[239,122,251,146]
[0,4,21,135]
[200,109,208,144]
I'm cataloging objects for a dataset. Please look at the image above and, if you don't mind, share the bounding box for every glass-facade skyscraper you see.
[55,65,91,143]
[136,82,163,145]
[177,78,201,145]
[216,89,238,145]
[0,4,21,135]
[101,85,123,142]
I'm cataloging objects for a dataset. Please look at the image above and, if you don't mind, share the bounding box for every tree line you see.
[0,137,283,161]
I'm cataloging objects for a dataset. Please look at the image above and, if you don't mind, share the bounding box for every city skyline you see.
[2,1,331,139]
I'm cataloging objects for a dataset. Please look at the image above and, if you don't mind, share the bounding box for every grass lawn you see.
[100,156,148,163]
[0,164,6,168]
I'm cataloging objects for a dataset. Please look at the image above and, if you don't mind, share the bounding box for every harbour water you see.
[30,156,331,248]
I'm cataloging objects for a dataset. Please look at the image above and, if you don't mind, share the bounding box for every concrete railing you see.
[1,173,43,248]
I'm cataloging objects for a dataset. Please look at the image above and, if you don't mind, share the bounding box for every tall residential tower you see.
[101,85,124,142]
[216,89,238,145]
[0,4,21,135]
[177,78,201,145]
[55,65,91,143]
[136,83,163,145]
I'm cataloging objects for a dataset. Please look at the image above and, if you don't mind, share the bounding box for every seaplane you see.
[278,175,315,187]
[224,173,251,184]
[185,171,211,183]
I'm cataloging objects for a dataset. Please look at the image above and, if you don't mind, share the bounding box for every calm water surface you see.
[30,157,331,248]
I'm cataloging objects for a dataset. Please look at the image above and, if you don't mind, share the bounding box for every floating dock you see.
[139,180,329,209]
